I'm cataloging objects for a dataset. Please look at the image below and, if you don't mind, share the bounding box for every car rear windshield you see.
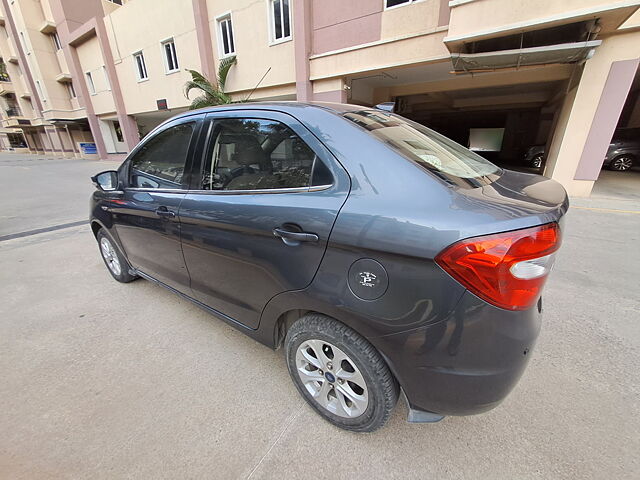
[344,110,501,182]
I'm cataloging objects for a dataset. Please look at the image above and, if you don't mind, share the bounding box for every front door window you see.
[129,122,195,189]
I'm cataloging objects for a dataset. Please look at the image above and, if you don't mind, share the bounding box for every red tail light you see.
[435,223,561,311]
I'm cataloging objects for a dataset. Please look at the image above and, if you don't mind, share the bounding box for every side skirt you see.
[133,269,258,334]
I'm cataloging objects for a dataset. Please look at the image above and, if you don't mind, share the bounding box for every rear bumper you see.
[369,291,542,416]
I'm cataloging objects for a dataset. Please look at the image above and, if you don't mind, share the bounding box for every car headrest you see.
[224,134,267,166]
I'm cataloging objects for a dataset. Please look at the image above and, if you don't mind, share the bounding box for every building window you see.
[269,0,291,43]
[161,38,179,73]
[7,132,27,148]
[385,0,420,8]
[107,0,123,4]
[133,51,148,81]
[102,65,111,90]
[217,15,235,57]
[19,31,29,54]
[35,80,45,102]
[85,71,96,95]
[66,82,76,99]
[51,32,62,51]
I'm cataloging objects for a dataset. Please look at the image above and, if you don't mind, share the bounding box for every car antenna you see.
[244,67,272,103]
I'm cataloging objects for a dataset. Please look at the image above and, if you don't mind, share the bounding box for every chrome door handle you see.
[155,206,176,218]
[273,227,319,246]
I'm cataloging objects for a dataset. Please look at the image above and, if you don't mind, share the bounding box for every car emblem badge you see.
[359,271,377,287]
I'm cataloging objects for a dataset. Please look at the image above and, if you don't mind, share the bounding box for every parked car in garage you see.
[525,128,640,170]
[90,102,568,432]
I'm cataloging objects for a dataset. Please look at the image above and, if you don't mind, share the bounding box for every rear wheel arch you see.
[272,309,401,383]
[273,308,369,350]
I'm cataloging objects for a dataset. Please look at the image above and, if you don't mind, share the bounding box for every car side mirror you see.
[91,170,119,192]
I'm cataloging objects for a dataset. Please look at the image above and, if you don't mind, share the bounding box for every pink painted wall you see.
[311,0,382,55]
[314,89,347,103]
[55,0,104,36]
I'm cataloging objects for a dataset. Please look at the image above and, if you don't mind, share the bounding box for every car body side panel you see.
[178,110,351,330]
[110,191,187,290]
[179,188,347,329]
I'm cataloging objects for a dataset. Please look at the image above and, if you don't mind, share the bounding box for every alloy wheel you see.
[611,156,633,171]
[532,154,543,168]
[100,237,122,276]
[295,339,369,418]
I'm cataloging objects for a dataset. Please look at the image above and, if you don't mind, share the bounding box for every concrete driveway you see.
[1,153,639,479]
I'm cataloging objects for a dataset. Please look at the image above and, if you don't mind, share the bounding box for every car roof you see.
[174,101,369,120]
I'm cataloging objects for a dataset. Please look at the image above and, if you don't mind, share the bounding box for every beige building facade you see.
[0,0,639,196]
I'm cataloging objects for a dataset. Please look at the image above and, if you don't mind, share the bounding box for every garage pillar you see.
[312,78,347,103]
[544,32,640,196]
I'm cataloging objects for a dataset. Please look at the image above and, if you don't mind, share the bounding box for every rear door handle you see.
[273,227,319,246]
[155,206,176,218]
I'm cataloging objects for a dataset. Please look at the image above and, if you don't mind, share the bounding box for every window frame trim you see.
[132,50,149,82]
[190,111,336,194]
[160,37,179,74]
[216,12,236,58]
[123,115,204,192]
[383,0,425,11]
[66,81,76,99]
[51,31,62,51]
[85,71,96,95]
[266,0,293,46]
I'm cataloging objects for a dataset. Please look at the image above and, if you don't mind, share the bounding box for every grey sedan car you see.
[90,102,568,432]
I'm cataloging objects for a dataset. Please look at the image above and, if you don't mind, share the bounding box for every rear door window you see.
[199,118,331,191]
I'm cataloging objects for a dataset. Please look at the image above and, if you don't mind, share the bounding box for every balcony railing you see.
[5,107,22,117]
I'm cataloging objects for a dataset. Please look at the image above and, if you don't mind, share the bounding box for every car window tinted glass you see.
[129,122,195,189]
[344,110,500,180]
[201,118,324,190]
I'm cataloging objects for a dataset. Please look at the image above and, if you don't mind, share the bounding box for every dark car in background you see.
[90,102,568,432]
[525,127,640,170]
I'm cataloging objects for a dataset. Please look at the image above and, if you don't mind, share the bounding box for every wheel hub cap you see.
[295,339,369,418]
[613,157,632,170]
[100,237,121,276]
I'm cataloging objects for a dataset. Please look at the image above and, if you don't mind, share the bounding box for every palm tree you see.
[184,56,237,109]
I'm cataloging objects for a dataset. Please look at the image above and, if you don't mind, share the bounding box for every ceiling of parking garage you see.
[400,80,566,112]
[347,59,570,112]
[348,61,454,89]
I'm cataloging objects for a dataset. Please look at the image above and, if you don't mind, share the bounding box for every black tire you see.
[285,313,399,432]
[96,229,138,283]
[608,155,634,171]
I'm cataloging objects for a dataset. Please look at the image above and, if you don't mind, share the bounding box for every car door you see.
[111,116,202,291]
[178,110,350,329]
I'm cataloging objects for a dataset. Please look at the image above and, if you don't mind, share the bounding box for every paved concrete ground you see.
[0,154,121,236]
[1,153,639,479]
